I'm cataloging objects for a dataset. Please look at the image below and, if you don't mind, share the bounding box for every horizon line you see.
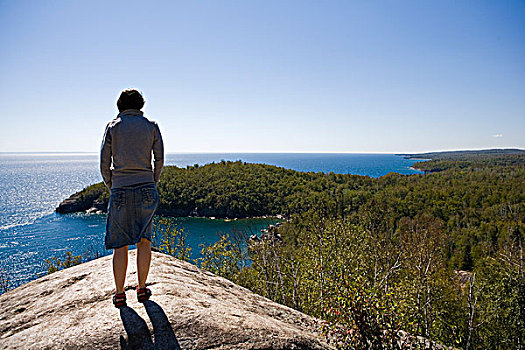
[1,147,524,155]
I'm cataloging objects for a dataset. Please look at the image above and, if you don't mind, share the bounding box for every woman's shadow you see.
[119,300,181,350]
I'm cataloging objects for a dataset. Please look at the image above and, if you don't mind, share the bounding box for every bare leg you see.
[137,238,151,288]
[113,246,128,293]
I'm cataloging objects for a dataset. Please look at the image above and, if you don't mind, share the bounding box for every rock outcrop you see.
[56,188,107,214]
[0,251,332,349]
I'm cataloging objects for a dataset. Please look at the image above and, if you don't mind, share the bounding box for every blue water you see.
[165,153,423,177]
[0,152,423,290]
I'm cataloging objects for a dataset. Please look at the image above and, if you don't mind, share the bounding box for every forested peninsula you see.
[58,149,525,218]
[56,149,525,348]
[58,150,524,267]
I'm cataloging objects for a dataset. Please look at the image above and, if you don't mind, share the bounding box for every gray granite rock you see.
[0,251,332,349]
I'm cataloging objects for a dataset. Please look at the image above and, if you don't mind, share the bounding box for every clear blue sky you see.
[1,0,524,153]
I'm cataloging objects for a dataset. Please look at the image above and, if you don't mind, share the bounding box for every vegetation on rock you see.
[44,251,83,274]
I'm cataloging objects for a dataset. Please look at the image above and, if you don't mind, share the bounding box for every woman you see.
[100,89,164,308]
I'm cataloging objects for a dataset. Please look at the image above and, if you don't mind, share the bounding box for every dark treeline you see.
[158,161,378,218]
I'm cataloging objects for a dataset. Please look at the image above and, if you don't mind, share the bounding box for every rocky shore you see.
[56,186,108,214]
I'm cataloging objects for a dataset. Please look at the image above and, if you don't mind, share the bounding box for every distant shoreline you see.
[399,148,525,159]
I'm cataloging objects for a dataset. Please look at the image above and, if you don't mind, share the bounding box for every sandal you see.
[136,286,152,303]
[113,292,127,308]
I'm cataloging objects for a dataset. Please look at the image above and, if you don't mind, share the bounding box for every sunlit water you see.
[0,152,423,290]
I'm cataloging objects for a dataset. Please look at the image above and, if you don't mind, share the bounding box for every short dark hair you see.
[117,89,145,112]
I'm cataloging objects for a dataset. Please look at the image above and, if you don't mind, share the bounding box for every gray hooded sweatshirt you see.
[100,109,164,189]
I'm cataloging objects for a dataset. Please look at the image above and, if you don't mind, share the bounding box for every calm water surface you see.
[0,152,423,289]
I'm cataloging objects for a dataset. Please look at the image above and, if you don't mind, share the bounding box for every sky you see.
[0,0,524,153]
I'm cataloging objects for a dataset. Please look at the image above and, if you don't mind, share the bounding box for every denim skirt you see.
[105,182,159,249]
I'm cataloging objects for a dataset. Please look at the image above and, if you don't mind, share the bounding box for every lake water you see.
[0,152,423,290]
